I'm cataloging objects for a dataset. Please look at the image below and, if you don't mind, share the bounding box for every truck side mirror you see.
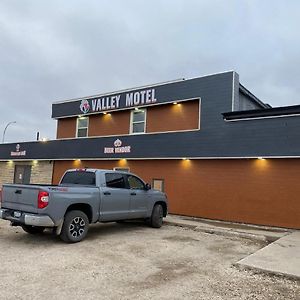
[145,183,151,190]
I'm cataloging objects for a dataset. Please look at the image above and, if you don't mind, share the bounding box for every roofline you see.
[239,83,270,109]
[53,70,235,105]
[223,104,300,120]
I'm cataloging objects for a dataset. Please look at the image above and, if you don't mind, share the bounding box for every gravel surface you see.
[0,219,299,300]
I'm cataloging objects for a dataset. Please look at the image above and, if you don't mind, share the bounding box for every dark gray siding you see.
[52,72,234,119]
[2,71,300,160]
[238,91,264,110]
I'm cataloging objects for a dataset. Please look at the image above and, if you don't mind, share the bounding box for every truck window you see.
[105,173,126,189]
[61,171,96,185]
[127,175,145,190]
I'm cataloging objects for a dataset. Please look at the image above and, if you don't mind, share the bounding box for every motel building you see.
[1,71,300,229]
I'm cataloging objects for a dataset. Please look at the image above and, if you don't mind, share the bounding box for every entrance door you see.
[14,165,32,184]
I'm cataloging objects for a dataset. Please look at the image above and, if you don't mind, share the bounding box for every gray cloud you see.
[1,0,300,143]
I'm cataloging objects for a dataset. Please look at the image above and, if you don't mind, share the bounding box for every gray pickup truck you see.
[0,169,168,243]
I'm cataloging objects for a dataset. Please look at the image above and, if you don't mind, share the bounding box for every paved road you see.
[0,220,299,300]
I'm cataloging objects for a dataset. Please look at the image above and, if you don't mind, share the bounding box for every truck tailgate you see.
[1,184,42,213]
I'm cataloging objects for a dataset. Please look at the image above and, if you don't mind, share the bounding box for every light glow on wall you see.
[181,158,191,169]
[73,159,82,167]
[172,102,183,113]
[118,158,127,167]
[254,157,269,170]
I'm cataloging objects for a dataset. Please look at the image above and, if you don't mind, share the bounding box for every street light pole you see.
[2,121,16,143]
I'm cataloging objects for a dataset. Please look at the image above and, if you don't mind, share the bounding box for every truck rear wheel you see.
[60,210,89,243]
[21,225,45,234]
[150,204,164,228]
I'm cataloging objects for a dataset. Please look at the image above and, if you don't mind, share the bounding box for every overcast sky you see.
[1,0,300,143]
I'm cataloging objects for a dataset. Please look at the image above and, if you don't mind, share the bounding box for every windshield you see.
[60,171,96,186]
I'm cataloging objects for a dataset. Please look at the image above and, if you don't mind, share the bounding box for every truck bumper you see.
[0,208,55,227]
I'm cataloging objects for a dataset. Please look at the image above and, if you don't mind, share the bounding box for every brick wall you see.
[0,161,53,187]
[0,162,15,185]
[30,161,53,184]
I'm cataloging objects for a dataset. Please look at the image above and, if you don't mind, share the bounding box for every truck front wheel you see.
[150,204,164,228]
[21,225,45,234]
[60,210,89,243]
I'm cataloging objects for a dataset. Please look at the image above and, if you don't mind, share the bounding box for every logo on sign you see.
[11,144,26,157]
[104,139,131,154]
[114,139,122,147]
[80,99,90,114]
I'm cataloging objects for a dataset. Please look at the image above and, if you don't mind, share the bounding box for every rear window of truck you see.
[61,171,96,186]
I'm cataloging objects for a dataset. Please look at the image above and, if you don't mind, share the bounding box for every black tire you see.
[150,204,164,228]
[60,210,89,243]
[21,225,45,234]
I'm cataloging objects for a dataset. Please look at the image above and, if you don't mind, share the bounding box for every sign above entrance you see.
[104,139,131,154]
[79,88,157,115]
[11,144,26,157]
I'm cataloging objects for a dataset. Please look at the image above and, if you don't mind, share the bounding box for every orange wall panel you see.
[56,118,77,139]
[89,111,130,136]
[52,158,300,229]
[146,100,199,133]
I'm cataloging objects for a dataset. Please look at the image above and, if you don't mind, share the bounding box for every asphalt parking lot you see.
[0,220,299,300]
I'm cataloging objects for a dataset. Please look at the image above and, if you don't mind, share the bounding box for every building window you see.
[77,117,89,137]
[130,109,146,134]
[152,179,165,192]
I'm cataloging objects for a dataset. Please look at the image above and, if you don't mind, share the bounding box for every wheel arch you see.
[65,203,93,223]
[154,201,167,217]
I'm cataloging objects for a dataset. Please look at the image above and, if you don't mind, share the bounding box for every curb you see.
[234,263,300,281]
[164,220,281,242]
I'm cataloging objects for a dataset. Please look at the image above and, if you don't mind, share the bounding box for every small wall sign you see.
[104,139,131,154]
[10,144,26,157]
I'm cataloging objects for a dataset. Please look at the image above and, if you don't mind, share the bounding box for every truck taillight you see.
[38,191,49,209]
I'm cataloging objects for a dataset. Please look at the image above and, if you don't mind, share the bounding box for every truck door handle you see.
[130,192,137,196]
[15,190,22,194]
[103,191,111,195]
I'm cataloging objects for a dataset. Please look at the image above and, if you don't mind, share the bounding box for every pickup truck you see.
[0,169,168,243]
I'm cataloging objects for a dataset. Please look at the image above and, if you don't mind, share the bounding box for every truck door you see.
[126,174,148,218]
[100,172,130,221]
